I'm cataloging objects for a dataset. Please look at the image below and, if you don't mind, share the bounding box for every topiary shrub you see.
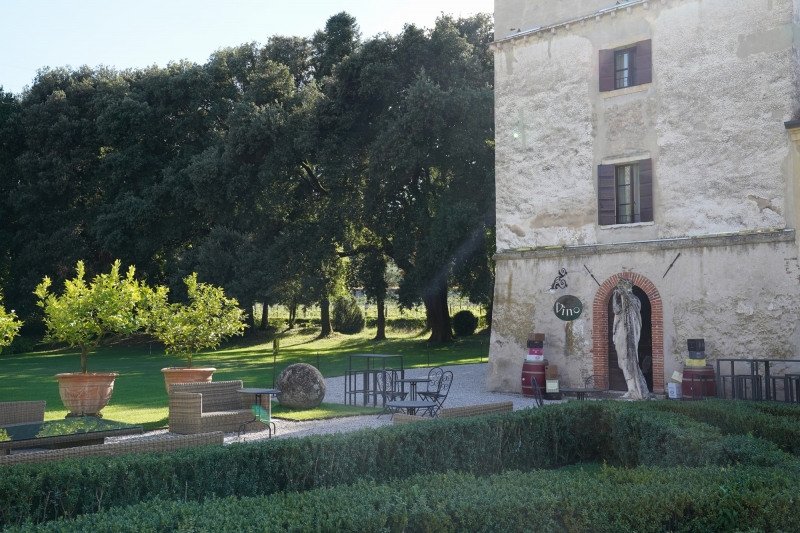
[332,296,365,334]
[452,310,478,337]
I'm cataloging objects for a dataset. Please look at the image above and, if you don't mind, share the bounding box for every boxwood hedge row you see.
[652,399,800,454]
[8,464,800,533]
[1,400,799,528]
[0,402,608,528]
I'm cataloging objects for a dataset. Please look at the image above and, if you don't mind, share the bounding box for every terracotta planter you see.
[55,372,119,417]
[161,367,216,392]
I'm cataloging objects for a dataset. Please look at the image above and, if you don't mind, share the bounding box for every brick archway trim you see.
[591,272,664,394]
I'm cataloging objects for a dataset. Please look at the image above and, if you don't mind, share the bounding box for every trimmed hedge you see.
[0,403,610,528]
[331,297,365,334]
[653,399,800,455]
[9,465,800,533]
[1,400,799,528]
[452,310,478,337]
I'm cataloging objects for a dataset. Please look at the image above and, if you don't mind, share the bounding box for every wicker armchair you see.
[0,401,46,426]
[169,381,269,435]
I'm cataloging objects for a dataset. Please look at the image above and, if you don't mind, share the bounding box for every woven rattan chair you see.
[0,401,46,426]
[169,381,269,435]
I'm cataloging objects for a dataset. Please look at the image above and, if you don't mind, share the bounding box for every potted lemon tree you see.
[150,273,246,391]
[34,260,149,417]
[0,295,23,353]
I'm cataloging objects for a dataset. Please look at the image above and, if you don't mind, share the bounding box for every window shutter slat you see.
[598,165,616,225]
[635,39,652,85]
[639,159,653,222]
[599,50,615,92]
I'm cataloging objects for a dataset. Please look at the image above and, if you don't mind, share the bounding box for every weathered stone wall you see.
[488,234,800,393]
[495,0,797,250]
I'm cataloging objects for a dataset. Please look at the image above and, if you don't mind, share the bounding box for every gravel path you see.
[109,363,556,446]
[233,362,549,444]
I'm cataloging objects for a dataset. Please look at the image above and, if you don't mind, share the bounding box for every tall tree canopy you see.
[315,14,495,341]
[0,12,495,343]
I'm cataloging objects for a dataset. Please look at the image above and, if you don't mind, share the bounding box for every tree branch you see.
[300,162,329,196]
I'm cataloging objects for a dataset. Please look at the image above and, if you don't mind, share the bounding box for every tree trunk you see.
[373,297,387,341]
[423,276,453,342]
[260,303,269,330]
[244,304,255,335]
[288,301,297,329]
[81,345,88,374]
[484,300,493,330]
[320,297,332,337]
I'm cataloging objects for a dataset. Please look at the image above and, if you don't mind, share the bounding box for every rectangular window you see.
[615,164,640,224]
[614,49,634,89]
[597,159,653,225]
[599,40,652,93]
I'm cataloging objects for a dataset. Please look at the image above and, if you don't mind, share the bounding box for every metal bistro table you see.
[385,400,436,417]
[559,387,604,401]
[345,354,404,407]
[0,417,142,455]
[715,358,800,402]
[396,377,431,401]
[237,388,279,437]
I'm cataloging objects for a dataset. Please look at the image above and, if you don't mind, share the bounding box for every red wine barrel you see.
[522,360,547,397]
[682,365,716,400]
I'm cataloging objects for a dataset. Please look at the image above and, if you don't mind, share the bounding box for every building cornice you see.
[785,120,800,143]
[493,228,796,261]
[489,0,665,50]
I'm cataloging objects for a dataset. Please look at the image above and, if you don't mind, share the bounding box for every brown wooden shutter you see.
[598,165,616,225]
[599,49,615,92]
[638,159,653,222]
[635,39,652,85]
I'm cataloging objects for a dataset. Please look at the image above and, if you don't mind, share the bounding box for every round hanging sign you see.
[553,295,583,321]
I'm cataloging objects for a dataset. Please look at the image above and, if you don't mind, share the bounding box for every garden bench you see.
[0,431,223,466]
[169,380,270,434]
[392,401,513,425]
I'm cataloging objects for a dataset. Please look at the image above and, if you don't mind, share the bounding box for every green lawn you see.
[0,327,489,429]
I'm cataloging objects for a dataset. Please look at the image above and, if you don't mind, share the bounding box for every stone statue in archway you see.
[612,278,650,399]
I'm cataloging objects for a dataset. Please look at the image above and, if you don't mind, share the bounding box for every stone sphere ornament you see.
[276,363,326,409]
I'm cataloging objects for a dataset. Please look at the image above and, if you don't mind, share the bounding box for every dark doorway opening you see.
[607,285,653,392]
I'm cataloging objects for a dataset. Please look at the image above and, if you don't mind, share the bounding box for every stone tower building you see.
[487,0,800,395]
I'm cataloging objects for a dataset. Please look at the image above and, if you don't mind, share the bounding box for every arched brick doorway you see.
[591,273,664,394]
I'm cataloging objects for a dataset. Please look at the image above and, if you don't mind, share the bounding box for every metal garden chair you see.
[583,374,610,399]
[377,368,407,418]
[417,370,453,417]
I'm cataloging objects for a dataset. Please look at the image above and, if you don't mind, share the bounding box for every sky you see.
[0,0,494,95]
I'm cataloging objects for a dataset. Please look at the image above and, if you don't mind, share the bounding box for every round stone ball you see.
[276,363,326,409]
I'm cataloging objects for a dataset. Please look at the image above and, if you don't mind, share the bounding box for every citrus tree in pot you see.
[150,273,246,391]
[34,260,149,417]
[0,294,23,353]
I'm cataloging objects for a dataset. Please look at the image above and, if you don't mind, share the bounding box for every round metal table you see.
[237,388,280,437]
[395,378,431,400]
